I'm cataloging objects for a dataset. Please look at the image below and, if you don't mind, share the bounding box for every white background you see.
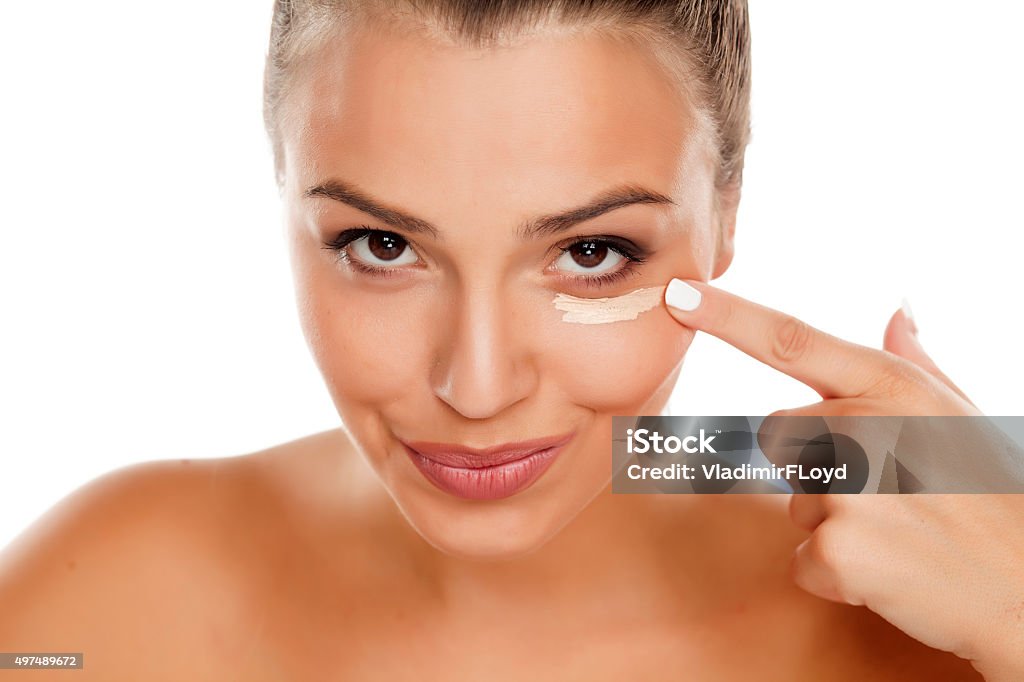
[2,2,1021,548]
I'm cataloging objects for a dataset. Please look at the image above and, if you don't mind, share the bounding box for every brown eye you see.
[367,232,407,261]
[569,240,608,268]
[554,239,624,274]
[349,230,419,268]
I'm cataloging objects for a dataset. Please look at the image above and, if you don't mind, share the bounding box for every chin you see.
[390,488,586,561]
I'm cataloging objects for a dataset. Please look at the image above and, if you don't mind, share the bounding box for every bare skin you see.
[0,14,997,681]
[0,430,981,680]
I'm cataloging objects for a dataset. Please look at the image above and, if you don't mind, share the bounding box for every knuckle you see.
[771,317,813,364]
[788,493,817,526]
[796,521,863,605]
[867,355,931,398]
[809,522,850,572]
[820,493,851,515]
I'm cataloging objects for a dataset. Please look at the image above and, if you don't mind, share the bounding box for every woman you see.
[1,1,1021,679]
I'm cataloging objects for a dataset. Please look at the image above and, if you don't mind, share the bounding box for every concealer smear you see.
[553,285,666,324]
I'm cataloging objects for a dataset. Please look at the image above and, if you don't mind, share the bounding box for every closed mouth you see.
[401,431,576,469]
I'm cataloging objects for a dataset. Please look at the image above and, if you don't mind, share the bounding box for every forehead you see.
[281,22,713,209]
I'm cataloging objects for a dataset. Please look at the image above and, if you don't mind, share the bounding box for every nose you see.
[430,286,538,420]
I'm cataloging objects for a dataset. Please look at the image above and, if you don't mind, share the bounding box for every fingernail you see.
[666,278,702,312]
[901,297,918,335]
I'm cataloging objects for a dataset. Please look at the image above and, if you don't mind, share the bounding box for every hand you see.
[663,278,1024,681]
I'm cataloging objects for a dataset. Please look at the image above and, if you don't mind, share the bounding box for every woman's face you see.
[280,21,732,558]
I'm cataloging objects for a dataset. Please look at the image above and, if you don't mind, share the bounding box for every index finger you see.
[663,278,895,399]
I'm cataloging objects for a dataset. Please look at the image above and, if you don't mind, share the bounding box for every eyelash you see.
[321,227,648,287]
[554,236,647,289]
[321,227,406,278]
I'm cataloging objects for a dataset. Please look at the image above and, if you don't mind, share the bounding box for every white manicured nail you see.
[901,297,914,322]
[901,296,919,335]
[665,278,702,312]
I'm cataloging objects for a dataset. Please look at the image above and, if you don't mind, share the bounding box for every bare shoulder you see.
[0,430,360,681]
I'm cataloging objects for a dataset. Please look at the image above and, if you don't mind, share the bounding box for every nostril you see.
[432,353,536,420]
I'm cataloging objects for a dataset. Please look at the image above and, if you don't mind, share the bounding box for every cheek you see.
[537,305,693,413]
[292,257,436,410]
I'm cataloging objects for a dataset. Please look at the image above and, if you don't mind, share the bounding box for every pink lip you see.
[401,432,575,500]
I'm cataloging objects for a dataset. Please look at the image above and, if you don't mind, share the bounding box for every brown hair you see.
[262,0,750,191]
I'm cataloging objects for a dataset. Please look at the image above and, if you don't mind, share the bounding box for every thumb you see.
[883,299,975,406]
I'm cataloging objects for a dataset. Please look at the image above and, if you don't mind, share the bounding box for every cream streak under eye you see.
[552,285,665,324]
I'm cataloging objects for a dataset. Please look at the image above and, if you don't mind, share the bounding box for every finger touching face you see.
[280,18,724,558]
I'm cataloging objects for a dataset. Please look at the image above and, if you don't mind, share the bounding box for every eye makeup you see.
[553,285,666,324]
[550,234,648,289]
[323,228,655,290]
[321,226,421,277]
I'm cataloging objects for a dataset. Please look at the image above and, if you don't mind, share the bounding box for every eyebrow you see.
[304,179,675,239]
